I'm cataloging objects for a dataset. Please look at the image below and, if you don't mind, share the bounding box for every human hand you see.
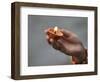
[45,28,87,64]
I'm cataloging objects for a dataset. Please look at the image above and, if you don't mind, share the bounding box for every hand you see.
[45,28,87,64]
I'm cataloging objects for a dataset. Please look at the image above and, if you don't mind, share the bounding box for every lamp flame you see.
[54,26,58,32]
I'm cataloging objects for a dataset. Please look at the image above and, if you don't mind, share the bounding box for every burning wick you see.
[54,26,58,34]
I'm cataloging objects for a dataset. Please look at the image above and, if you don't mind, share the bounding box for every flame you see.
[54,26,58,32]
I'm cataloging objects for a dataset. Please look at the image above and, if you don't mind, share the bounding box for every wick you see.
[54,26,58,34]
[54,31,56,34]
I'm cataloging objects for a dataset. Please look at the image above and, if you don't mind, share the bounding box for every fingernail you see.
[46,36,49,39]
[50,38,53,42]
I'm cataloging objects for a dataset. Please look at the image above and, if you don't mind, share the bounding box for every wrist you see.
[72,49,87,64]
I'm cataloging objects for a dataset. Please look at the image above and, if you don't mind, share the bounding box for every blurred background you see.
[28,15,87,66]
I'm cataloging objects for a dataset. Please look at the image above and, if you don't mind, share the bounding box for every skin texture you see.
[45,28,87,64]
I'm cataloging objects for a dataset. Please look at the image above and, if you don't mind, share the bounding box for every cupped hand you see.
[45,28,85,56]
[45,28,87,64]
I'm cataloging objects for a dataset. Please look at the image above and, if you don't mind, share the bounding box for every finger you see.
[46,35,51,44]
[51,40,60,50]
[46,35,49,40]
[49,38,54,43]
[51,39,66,51]
[47,37,54,45]
[57,39,70,55]
[46,34,53,44]
[57,39,65,48]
